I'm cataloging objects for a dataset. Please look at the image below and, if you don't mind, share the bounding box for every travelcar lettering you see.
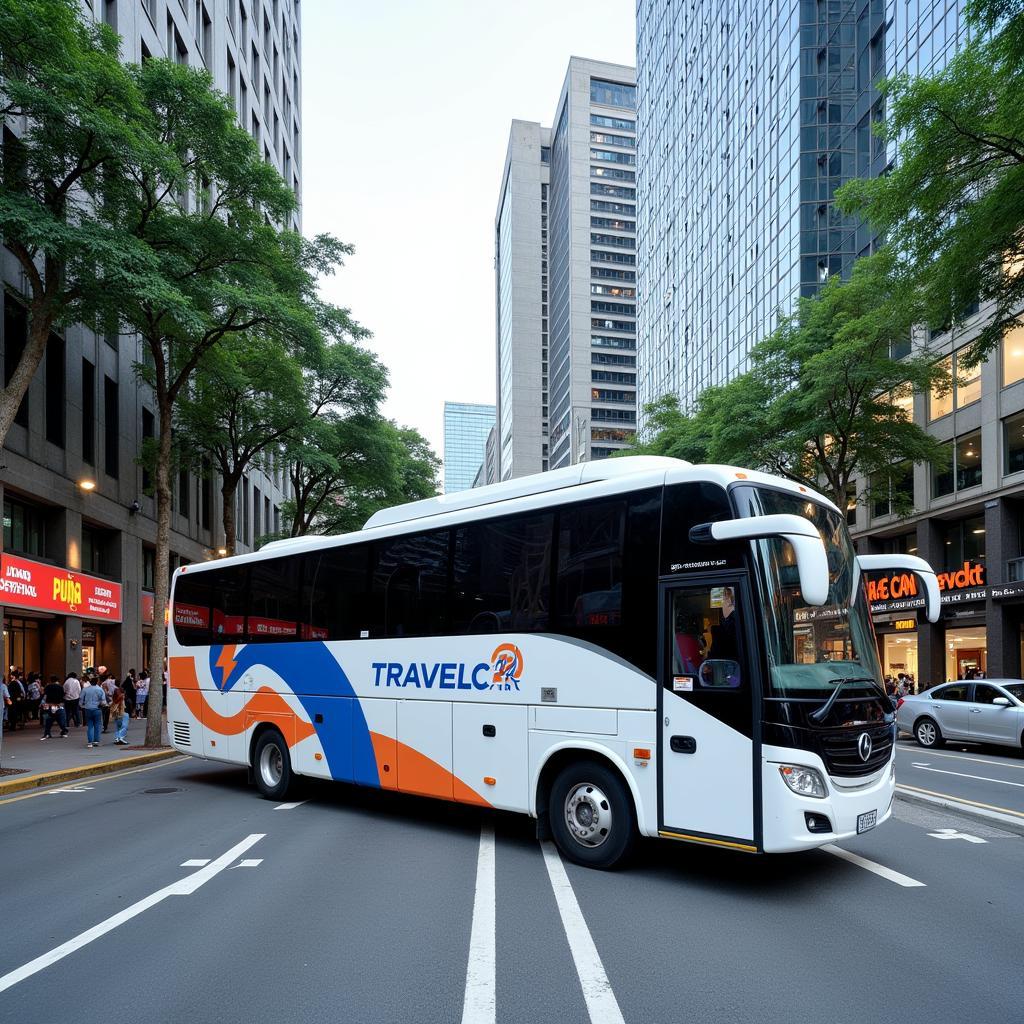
[371,643,525,693]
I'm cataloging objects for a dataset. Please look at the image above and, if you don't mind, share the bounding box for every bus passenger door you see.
[659,578,759,851]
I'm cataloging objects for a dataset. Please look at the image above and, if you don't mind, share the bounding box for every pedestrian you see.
[1,678,11,736]
[100,669,117,733]
[110,686,129,745]
[6,673,25,730]
[40,675,69,739]
[136,671,150,719]
[122,669,137,719]
[79,674,107,748]
[63,671,82,727]
[26,673,42,723]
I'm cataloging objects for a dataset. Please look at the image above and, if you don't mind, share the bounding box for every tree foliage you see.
[837,0,1024,357]
[635,250,950,511]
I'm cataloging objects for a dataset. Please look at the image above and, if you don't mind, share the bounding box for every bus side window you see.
[172,572,215,647]
[450,512,552,634]
[303,545,371,640]
[371,530,450,638]
[247,556,300,643]
[210,565,248,642]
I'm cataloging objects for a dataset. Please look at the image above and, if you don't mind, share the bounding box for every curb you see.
[0,748,180,797]
[896,784,1024,837]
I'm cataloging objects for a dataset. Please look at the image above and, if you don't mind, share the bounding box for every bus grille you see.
[172,721,191,747]
[821,724,893,777]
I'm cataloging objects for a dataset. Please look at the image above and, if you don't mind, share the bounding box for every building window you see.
[933,432,982,497]
[201,459,212,529]
[143,547,155,590]
[871,461,913,518]
[590,78,636,109]
[929,348,981,421]
[1003,324,1024,387]
[103,376,119,479]
[178,468,190,517]
[3,497,45,557]
[941,516,986,570]
[82,359,96,465]
[45,334,64,447]
[4,298,29,429]
[81,525,110,576]
[1004,411,1024,475]
[142,407,154,491]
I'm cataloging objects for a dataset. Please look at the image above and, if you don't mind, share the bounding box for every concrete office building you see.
[443,402,495,494]
[635,1,1024,685]
[495,58,637,480]
[0,0,301,680]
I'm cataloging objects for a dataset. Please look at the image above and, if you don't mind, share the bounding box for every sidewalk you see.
[0,715,178,795]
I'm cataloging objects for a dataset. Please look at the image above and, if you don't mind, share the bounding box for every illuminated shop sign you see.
[0,553,122,622]
[868,560,987,615]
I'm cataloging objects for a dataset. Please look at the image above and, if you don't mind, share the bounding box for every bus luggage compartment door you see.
[453,703,527,811]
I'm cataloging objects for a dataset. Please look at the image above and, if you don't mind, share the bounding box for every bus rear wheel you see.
[548,760,636,870]
[253,729,294,801]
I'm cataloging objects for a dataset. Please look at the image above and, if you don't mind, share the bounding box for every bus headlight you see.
[778,764,827,799]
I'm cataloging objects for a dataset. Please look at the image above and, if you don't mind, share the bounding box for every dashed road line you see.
[0,756,191,806]
[0,833,265,994]
[460,823,495,1024]
[823,844,926,887]
[541,842,626,1024]
[180,859,210,867]
[908,763,1024,788]
[898,746,1024,771]
[273,800,307,810]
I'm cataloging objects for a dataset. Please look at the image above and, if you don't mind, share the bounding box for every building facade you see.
[443,402,495,494]
[495,58,637,481]
[635,0,968,419]
[0,0,301,681]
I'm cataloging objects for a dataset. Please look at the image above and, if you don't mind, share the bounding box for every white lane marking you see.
[0,833,265,994]
[898,746,1024,771]
[273,800,307,810]
[230,858,263,868]
[180,859,210,867]
[909,764,1024,789]
[927,828,986,844]
[823,844,926,887]
[46,787,93,794]
[541,842,626,1024]
[459,823,495,1024]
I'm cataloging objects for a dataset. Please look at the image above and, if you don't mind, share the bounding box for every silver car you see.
[897,680,1024,751]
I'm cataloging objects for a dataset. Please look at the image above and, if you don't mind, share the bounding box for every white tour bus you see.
[167,456,940,868]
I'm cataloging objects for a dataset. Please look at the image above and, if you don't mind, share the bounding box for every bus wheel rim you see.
[564,783,612,848]
[260,743,283,787]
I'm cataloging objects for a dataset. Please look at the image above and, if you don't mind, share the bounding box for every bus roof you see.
[189,458,839,575]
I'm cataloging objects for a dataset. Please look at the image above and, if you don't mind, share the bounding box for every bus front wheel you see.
[253,729,294,801]
[548,759,636,870]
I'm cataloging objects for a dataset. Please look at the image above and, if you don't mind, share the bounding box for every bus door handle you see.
[670,735,697,754]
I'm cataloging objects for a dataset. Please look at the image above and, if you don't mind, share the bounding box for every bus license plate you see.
[857,810,877,834]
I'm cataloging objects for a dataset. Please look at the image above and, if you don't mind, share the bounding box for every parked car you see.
[896,680,1024,751]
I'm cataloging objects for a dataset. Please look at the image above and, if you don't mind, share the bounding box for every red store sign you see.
[0,553,122,622]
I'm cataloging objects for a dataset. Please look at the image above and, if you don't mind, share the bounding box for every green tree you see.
[283,416,439,538]
[636,250,950,510]
[177,321,384,555]
[837,0,1024,356]
[101,57,343,747]
[0,0,156,446]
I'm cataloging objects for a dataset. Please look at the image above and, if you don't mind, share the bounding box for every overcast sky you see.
[301,1,636,463]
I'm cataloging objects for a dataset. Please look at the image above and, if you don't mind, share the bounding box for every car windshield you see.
[1002,683,1024,702]
[732,485,883,698]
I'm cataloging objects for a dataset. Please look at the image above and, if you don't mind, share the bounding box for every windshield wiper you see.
[809,676,887,725]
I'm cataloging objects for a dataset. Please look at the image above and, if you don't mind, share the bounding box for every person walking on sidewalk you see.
[1,679,11,736]
[79,675,107,748]
[63,672,82,727]
[40,676,68,739]
[122,669,137,719]
[135,671,150,719]
[26,673,42,723]
[110,686,129,745]
[99,668,116,734]
[6,673,25,730]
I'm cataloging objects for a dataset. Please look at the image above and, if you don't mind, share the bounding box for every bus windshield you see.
[732,485,882,697]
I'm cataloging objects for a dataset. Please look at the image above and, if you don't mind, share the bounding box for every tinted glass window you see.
[304,545,371,640]
[371,530,450,637]
[451,513,553,634]
[661,482,743,574]
[555,498,625,633]
[935,684,969,701]
[211,565,247,641]
[620,490,662,676]
[247,557,299,642]
[172,571,214,646]
[972,684,1004,705]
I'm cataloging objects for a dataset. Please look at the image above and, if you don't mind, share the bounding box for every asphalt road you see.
[1,756,1021,1024]
[895,736,1024,819]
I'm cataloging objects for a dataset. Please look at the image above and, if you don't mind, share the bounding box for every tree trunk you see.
[221,478,238,555]
[0,309,51,450]
[144,400,174,748]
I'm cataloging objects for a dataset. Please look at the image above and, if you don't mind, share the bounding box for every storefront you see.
[0,552,122,678]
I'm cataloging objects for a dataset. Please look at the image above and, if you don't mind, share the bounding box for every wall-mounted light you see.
[217,547,228,556]
[128,499,141,515]
[78,479,96,492]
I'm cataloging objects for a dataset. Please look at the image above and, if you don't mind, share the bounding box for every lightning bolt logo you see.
[215,645,238,690]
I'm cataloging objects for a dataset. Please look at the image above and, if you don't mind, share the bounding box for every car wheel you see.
[253,729,293,801]
[914,717,944,749]
[548,759,636,870]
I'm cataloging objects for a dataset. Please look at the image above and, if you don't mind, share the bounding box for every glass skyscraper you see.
[443,402,496,494]
[635,0,969,420]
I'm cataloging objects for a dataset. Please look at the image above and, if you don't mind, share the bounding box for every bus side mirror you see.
[856,554,941,624]
[689,513,830,606]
